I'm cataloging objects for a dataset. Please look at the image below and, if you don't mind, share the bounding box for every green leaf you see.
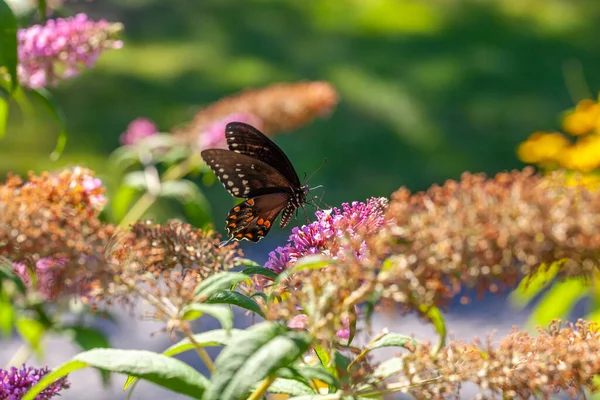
[0,94,8,138]
[180,303,233,330]
[0,258,27,294]
[291,364,338,388]
[63,325,111,386]
[0,0,18,91]
[370,356,404,381]
[164,329,242,357]
[509,261,561,310]
[15,317,45,354]
[203,322,312,400]
[23,349,209,400]
[122,171,148,190]
[0,296,14,335]
[205,290,265,318]
[194,272,249,300]
[124,328,242,390]
[420,305,446,354]
[270,256,333,299]
[259,378,313,396]
[111,186,139,223]
[367,332,418,351]
[241,266,279,281]
[29,88,68,160]
[529,278,587,328]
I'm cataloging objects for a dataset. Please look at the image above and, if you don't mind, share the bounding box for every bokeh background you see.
[3,0,600,398]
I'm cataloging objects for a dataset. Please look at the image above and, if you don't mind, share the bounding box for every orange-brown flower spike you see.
[173,81,338,143]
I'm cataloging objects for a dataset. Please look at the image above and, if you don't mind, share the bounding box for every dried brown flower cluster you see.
[372,167,600,310]
[173,81,338,142]
[0,169,241,321]
[398,319,600,399]
[0,168,114,299]
[89,220,241,317]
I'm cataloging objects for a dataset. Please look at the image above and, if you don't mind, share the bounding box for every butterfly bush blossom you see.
[17,13,123,89]
[120,117,159,146]
[197,112,263,150]
[265,197,389,273]
[0,364,70,399]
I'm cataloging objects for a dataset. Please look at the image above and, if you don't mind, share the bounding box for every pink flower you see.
[17,13,123,89]
[120,117,159,146]
[198,112,263,150]
[13,257,68,301]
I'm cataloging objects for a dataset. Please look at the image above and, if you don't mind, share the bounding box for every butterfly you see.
[201,122,310,245]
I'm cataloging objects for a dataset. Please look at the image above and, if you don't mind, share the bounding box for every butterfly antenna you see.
[219,237,235,248]
[304,158,328,184]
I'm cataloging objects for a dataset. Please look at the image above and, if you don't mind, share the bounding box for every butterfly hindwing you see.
[201,149,292,199]
[225,193,290,242]
[225,122,301,186]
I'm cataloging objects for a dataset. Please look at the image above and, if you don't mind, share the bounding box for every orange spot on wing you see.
[257,218,264,225]
[229,215,237,219]
[264,221,271,229]
[257,230,265,236]
[233,206,241,212]
[247,199,255,206]
[245,216,253,222]
[235,233,243,239]
[245,233,254,239]
[228,222,237,228]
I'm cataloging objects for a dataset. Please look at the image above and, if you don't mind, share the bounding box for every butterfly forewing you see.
[225,193,290,242]
[225,122,301,186]
[201,149,292,199]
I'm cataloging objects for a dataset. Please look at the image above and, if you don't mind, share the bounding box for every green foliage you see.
[0,0,18,91]
[23,349,210,400]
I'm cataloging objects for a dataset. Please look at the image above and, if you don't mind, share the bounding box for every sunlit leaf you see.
[367,332,418,351]
[509,262,561,310]
[529,278,587,328]
[0,94,8,138]
[256,378,313,396]
[180,303,233,330]
[420,305,446,354]
[63,325,111,386]
[15,317,45,354]
[23,349,209,400]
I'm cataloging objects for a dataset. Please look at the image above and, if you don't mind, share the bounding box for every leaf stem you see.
[182,328,215,373]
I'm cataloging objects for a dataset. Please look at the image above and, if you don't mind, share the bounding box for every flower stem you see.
[247,375,276,400]
[183,328,215,373]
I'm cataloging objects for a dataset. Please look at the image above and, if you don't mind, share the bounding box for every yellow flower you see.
[562,99,600,136]
[517,131,570,164]
[557,134,600,173]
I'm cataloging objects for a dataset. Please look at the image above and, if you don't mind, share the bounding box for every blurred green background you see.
[3,0,600,251]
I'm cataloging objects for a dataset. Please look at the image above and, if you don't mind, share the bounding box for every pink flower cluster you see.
[120,117,159,146]
[265,197,389,273]
[197,112,263,150]
[17,13,123,89]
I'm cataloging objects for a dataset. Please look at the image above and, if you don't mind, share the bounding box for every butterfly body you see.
[201,122,310,244]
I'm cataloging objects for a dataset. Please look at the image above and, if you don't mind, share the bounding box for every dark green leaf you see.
[0,0,18,91]
[37,0,46,20]
[206,290,265,318]
[194,272,249,300]
[29,88,68,160]
[23,349,209,400]
[203,322,312,400]
[291,364,338,388]
[180,303,233,330]
[241,266,279,281]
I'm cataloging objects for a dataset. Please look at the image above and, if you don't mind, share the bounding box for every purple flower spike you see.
[0,364,70,399]
[17,13,123,89]
[265,197,388,272]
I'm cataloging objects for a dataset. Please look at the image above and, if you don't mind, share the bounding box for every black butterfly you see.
[201,122,310,245]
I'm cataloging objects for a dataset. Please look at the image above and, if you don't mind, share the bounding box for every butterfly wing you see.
[225,192,290,242]
[225,122,301,187]
[201,149,292,199]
